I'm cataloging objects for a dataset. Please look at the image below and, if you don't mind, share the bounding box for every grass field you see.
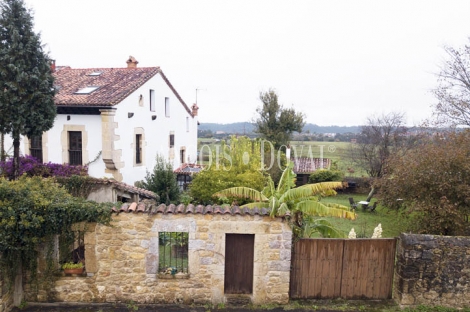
[197,139,363,176]
[318,193,410,238]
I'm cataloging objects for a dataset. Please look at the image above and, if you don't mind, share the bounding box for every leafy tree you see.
[432,39,470,127]
[190,136,268,204]
[139,155,179,205]
[376,130,470,236]
[214,162,356,238]
[0,176,112,299]
[0,0,56,179]
[254,89,305,149]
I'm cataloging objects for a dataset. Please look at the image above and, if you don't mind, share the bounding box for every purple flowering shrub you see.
[0,155,88,179]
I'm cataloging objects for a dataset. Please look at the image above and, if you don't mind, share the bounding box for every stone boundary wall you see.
[23,213,292,306]
[394,233,470,308]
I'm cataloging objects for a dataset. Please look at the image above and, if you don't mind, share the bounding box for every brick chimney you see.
[191,103,199,116]
[50,59,56,72]
[126,56,138,68]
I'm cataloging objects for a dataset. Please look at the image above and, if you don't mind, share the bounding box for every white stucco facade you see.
[4,72,198,186]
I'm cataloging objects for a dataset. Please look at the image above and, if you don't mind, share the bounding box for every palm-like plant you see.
[214,163,356,238]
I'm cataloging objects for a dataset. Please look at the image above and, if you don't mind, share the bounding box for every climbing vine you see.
[0,176,112,289]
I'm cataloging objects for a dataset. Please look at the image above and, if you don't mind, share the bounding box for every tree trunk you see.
[0,133,5,161]
[366,186,375,202]
[13,135,20,180]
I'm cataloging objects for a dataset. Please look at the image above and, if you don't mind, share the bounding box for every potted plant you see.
[62,262,84,275]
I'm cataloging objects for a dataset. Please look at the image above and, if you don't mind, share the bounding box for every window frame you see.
[30,135,43,163]
[150,89,155,112]
[165,97,170,117]
[68,131,82,165]
[136,134,142,164]
[158,231,188,275]
[169,134,175,148]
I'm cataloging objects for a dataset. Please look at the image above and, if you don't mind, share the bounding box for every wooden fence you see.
[290,238,397,299]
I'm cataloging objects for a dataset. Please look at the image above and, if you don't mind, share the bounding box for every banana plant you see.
[214,162,356,238]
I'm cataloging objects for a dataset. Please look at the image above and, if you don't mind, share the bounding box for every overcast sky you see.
[23,0,470,126]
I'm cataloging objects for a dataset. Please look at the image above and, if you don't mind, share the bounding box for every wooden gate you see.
[224,234,254,294]
[290,238,396,299]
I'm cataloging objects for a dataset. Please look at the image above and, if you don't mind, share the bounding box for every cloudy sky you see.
[23,0,470,126]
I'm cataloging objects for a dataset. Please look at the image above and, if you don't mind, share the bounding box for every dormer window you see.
[87,71,102,76]
[75,86,99,94]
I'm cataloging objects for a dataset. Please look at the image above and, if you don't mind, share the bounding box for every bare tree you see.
[433,39,470,127]
[348,112,411,201]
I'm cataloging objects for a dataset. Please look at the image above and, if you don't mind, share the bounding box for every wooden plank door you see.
[224,234,254,294]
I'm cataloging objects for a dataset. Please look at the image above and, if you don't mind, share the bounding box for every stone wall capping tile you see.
[136,203,146,213]
[128,202,137,212]
[110,202,273,216]
[185,204,194,214]
[156,204,166,214]
[167,204,176,213]
[119,203,129,213]
[204,205,213,214]
[176,204,185,213]
[148,204,158,215]
[195,205,204,214]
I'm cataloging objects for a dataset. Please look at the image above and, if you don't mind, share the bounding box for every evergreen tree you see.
[140,155,180,205]
[0,0,56,179]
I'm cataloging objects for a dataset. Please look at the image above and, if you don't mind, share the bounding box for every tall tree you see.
[254,89,305,149]
[0,0,56,179]
[347,112,414,201]
[432,39,470,127]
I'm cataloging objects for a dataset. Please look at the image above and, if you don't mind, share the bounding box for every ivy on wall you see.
[0,175,112,288]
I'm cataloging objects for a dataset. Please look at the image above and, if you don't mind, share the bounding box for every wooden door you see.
[224,234,254,294]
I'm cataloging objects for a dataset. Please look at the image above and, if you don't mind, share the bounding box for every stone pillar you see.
[100,109,123,181]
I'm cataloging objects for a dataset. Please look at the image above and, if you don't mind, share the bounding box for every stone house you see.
[4,56,199,186]
[28,203,292,305]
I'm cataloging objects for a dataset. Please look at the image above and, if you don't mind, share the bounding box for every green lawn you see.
[317,193,410,238]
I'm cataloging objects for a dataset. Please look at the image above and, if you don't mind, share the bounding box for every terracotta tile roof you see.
[111,203,288,217]
[53,66,192,115]
[86,177,157,199]
[173,163,204,175]
[292,157,331,173]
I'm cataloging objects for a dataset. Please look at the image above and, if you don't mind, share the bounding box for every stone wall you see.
[394,233,470,308]
[24,212,292,305]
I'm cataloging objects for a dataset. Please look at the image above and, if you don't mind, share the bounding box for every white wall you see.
[2,72,197,186]
[114,73,198,185]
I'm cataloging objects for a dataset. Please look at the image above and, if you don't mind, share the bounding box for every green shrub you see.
[309,169,344,183]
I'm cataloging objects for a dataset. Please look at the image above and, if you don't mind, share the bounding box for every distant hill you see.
[198,122,360,134]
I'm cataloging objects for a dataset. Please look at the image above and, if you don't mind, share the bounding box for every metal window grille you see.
[136,134,142,164]
[59,229,85,264]
[30,135,43,163]
[68,131,82,165]
[159,232,188,274]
